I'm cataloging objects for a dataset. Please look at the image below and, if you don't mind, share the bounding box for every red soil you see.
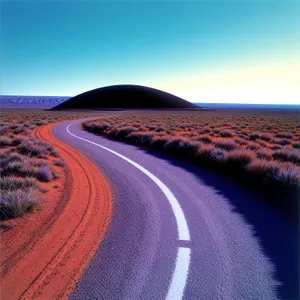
[0,123,113,299]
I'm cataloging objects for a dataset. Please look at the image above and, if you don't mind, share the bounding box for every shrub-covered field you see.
[0,109,103,221]
[83,109,299,215]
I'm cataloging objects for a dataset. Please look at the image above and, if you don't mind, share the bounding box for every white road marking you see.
[66,123,190,242]
[66,122,191,300]
[166,247,191,300]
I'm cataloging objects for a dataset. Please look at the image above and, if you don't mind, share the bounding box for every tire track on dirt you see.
[1,123,113,299]
[1,126,71,277]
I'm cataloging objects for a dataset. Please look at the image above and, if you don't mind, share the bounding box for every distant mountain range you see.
[1,95,298,111]
[0,96,70,108]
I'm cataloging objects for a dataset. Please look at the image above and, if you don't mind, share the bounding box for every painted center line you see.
[66,122,191,300]
[67,122,190,241]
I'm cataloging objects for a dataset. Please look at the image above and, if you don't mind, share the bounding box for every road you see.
[52,120,282,300]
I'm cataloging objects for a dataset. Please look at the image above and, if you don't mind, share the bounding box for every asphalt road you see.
[52,120,289,300]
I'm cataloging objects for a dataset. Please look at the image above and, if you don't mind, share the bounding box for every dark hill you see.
[51,85,198,110]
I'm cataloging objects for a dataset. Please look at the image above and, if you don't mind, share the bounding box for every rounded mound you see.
[51,85,198,110]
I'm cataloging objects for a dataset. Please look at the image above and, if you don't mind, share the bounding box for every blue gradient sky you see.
[1,0,300,103]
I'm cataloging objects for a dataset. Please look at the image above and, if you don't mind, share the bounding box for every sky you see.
[1,0,300,104]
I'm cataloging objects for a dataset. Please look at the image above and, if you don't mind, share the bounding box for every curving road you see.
[52,120,294,300]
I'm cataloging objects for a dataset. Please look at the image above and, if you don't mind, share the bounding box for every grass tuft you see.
[0,189,40,220]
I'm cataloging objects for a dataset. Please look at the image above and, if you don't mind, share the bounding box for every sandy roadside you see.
[0,123,113,299]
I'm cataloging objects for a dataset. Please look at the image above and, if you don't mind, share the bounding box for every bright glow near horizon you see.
[157,61,300,104]
[1,1,300,104]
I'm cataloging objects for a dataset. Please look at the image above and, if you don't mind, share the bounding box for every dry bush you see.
[0,176,38,191]
[272,163,300,188]
[53,159,66,167]
[260,134,271,141]
[83,110,300,209]
[215,140,237,151]
[208,149,228,163]
[225,149,255,167]
[163,138,199,155]
[256,148,273,160]
[247,159,278,177]
[250,133,260,140]
[0,188,40,220]
[196,135,212,144]
[247,142,260,151]
[0,136,12,147]
[219,130,233,137]
[272,149,300,164]
[292,142,300,149]
[127,131,154,145]
[276,132,292,139]
[197,143,215,156]
[0,109,98,221]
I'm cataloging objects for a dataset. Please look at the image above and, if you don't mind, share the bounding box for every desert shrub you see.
[0,125,9,135]
[199,128,211,134]
[247,159,278,177]
[0,176,37,191]
[258,141,267,148]
[272,163,300,187]
[16,138,55,158]
[115,127,136,138]
[276,132,292,139]
[250,133,260,140]
[155,126,165,132]
[35,120,47,126]
[163,138,199,155]
[197,143,215,156]
[2,158,54,182]
[0,136,12,147]
[146,125,157,130]
[132,122,141,128]
[271,145,282,151]
[52,172,61,179]
[260,134,271,141]
[209,149,228,163]
[6,152,23,162]
[247,142,260,151]
[219,130,233,137]
[0,155,10,169]
[149,137,169,149]
[53,159,65,167]
[81,111,299,215]
[256,148,273,160]
[13,127,29,135]
[126,132,154,145]
[292,142,300,149]
[49,148,59,157]
[10,124,19,130]
[11,136,27,146]
[17,141,45,157]
[225,149,255,167]
[240,131,249,137]
[276,139,290,146]
[273,149,300,165]
[1,161,24,176]
[0,188,40,220]
[215,140,237,151]
[34,165,53,182]
[82,121,105,133]
[196,135,212,144]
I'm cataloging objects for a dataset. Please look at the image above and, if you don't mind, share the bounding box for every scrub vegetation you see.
[0,109,102,221]
[83,109,300,216]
